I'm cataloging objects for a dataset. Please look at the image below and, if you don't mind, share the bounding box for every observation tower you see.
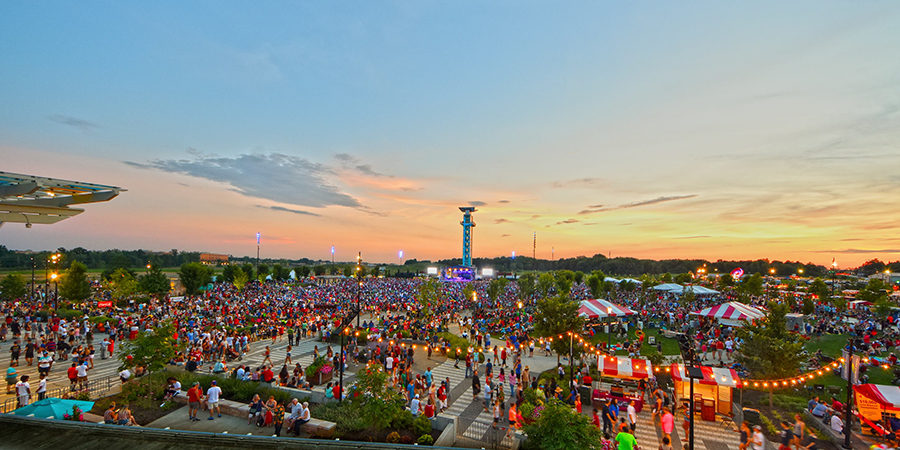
[459,207,476,267]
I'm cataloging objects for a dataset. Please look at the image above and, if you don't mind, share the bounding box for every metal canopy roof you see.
[0,171,125,228]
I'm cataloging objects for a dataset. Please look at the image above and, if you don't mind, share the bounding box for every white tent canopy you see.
[653,283,683,291]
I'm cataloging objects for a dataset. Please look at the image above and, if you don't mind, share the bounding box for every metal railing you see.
[456,419,515,450]
[1,374,118,414]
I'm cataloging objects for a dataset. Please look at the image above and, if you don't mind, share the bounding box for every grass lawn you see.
[587,325,681,356]
[804,333,851,357]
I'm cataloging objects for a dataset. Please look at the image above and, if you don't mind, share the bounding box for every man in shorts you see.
[187,381,202,421]
[206,380,222,420]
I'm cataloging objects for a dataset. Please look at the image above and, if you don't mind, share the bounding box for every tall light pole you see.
[356,252,362,329]
[331,245,335,268]
[767,268,775,301]
[843,339,855,450]
[831,259,837,302]
[399,250,403,266]
[256,232,261,279]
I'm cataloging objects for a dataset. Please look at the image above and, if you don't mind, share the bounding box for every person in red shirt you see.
[187,381,202,421]
[593,408,601,428]
[67,363,78,390]
[263,366,274,383]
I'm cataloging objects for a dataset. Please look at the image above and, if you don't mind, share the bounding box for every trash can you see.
[742,407,760,426]
[580,386,591,404]
[648,336,656,345]
[702,399,716,421]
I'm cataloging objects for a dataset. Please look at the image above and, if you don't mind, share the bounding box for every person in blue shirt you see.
[811,401,827,418]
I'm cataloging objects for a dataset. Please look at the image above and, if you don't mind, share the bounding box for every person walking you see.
[206,380,222,420]
[187,381,202,421]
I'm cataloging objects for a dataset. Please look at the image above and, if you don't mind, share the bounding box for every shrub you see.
[400,435,413,444]
[413,414,432,437]
[386,431,401,443]
[306,356,327,378]
[417,434,434,445]
[438,332,471,359]
[392,410,414,429]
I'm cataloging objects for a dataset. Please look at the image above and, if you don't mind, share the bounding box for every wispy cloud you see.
[495,218,511,224]
[47,114,99,132]
[498,200,510,204]
[555,219,579,225]
[126,152,362,209]
[334,153,392,178]
[469,201,486,207]
[551,178,604,188]
[258,205,322,217]
[673,235,712,240]
[619,195,698,209]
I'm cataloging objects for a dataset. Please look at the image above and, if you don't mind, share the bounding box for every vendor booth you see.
[691,302,764,327]
[854,384,900,434]
[578,299,636,319]
[671,364,742,419]
[592,356,651,412]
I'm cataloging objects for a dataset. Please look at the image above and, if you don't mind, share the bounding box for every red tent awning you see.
[598,356,652,379]
[670,364,743,388]
[578,299,636,319]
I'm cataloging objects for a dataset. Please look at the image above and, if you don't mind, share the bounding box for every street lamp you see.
[356,252,362,328]
[831,260,837,302]
[51,272,58,299]
[30,257,35,302]
[607,306,613,351]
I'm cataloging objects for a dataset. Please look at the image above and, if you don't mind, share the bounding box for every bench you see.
[172,396,335,437]
[283,413,336,437]
[661,330,683,339]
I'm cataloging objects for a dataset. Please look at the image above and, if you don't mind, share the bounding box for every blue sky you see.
[2,1,899,265]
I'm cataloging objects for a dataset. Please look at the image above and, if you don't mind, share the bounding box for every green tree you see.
[718,274,735,289]
[417,278,444,319]
[673,273,692,284]
[179,262,212,296]
[620,280,637,292]
[59,261,92,301]
[220,264,238,283]
[533,294,585,364]
[801,296,815,315]
[313,265,326,276]
[857,278,890,303]
[108,268,138,300]
[271,264,288,281]
[536,273,555,299]
[554,274,573,300]
[660,272,673,283]
[139,266,170,296]
[342,266,352,277]
[522,399,603,450]
[517,272,536,301]
[573,271,585,285]
[461,283,476,304]
[734,301,806,407]
[808,278,830,301]
[874,299,894,319]
[257,263,269,281]
[0,273,27,301]
[241,263,255,282]
[233,267,249,290]
[586,273,604,299]
[118,319,181,372]
[295,266,311,278]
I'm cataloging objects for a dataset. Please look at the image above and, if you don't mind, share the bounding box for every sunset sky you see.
[2,2,899,267]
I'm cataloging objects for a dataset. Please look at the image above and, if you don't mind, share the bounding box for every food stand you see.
[690,302,764,327]
[592,356,652,412]
[853,384,900,436]
[671,364,742,418]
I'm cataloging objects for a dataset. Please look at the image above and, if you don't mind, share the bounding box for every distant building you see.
[199,253,230,265]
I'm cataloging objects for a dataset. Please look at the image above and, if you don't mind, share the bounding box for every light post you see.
[256,232,260,280]
[831,260,837,302]
[356,252,362,329]
[51,272,58,300]
[331,245,335,269]
[568,331,574,391]
[607,306,612,352]
[767,268,775,300]
[842,338,855,450]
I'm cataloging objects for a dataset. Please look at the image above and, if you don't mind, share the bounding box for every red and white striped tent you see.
[597,355,652,379]
[578,299,636,319]
[670,364,743,388]
[690,301,764,326]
